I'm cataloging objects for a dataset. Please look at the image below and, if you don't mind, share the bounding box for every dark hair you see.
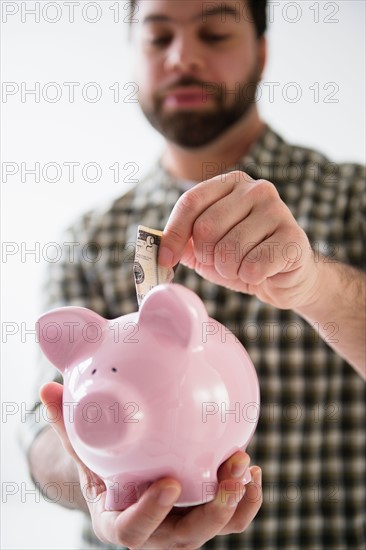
[247,0,267,38]
[129,1,267,38]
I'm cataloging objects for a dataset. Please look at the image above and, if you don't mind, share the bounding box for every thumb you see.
[40,382,106,509]
[39,382,82,465]
[180,238,197,270]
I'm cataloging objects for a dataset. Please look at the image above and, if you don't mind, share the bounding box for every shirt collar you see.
[155,124,286,192]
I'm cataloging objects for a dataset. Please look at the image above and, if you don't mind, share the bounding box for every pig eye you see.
[91,369,97,375]
[111,367,117,373]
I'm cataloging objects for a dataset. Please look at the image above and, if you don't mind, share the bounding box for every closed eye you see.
[202,33,230,43]
[150,35,172,47]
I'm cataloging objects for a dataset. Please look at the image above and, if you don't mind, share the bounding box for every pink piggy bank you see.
[36,283,260,510]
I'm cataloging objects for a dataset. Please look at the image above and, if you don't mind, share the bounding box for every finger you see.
[189,179,275,267]
[39,382,81,463]
[40,382,106,515]
[217,451,251,483]
[172,478,245,547]
[93,478,182,549]
[212,215,277,280]
[180,238,196,268]
[219,466,263,535]
[215,224,281,283]
[159,172,252,268]
[238,226,307,286]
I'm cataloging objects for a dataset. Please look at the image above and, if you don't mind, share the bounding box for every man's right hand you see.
[40,382,262,549]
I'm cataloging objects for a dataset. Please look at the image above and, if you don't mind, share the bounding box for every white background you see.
[1,1,365,549]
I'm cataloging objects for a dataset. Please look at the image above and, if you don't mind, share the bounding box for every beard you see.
[139,64,262,148]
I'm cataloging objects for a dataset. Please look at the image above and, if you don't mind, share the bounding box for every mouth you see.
[162,87,214,109]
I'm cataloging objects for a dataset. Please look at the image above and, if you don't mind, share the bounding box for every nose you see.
[164,36,204,74]
[74,392,126,449]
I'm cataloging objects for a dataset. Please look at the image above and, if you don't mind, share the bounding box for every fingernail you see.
[231,457,249,479]
[226,493,239,507]
[254,468,262,486]
[159,246,173,267]
[158,485,180,507]
[219,485,244,508]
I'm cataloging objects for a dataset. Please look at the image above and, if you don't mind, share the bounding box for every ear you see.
[138,284,208,348]
[36,307,107,372]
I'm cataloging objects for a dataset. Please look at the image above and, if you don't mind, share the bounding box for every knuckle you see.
[251,179,279,202]
[240,258,262,283]
[229,170,248,184]
[226,228,242,248]
[177,188,201,213]
[293,226,308,245]
[263,199,285,219]
[282,227,307,254]
[229,518,247,533]
[165,225,185,245]
[257,178,277,191]
[193,216,217,242]
[215,253,240,279]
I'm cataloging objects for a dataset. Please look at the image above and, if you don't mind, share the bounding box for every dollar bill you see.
[134,225,176,307]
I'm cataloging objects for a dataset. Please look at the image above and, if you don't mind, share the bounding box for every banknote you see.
[134,225,176,307]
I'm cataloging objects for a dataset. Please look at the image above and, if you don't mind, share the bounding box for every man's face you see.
[132,0,265,148]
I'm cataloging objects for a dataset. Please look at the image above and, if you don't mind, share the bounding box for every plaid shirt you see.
[24,125,365,549]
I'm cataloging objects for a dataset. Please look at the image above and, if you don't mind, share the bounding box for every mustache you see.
[157,77,223,105]
[160,77,214,93]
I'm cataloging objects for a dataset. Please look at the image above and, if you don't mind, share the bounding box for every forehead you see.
[138,0,246,25]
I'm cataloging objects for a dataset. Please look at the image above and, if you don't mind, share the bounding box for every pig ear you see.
[139,284,208,347]
[36,307,107,372]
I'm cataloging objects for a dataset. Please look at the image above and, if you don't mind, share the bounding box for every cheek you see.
[134,54,162,97]
[209,47,258,86]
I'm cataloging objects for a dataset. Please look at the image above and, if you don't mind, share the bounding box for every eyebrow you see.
[143,5,240,25]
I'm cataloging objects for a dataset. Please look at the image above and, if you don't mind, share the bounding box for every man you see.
[26,1,365,548]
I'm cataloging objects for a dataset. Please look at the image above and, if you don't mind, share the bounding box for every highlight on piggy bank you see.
[36,283,260,510]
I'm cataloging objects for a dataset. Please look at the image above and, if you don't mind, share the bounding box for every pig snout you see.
[74,392,126,448]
